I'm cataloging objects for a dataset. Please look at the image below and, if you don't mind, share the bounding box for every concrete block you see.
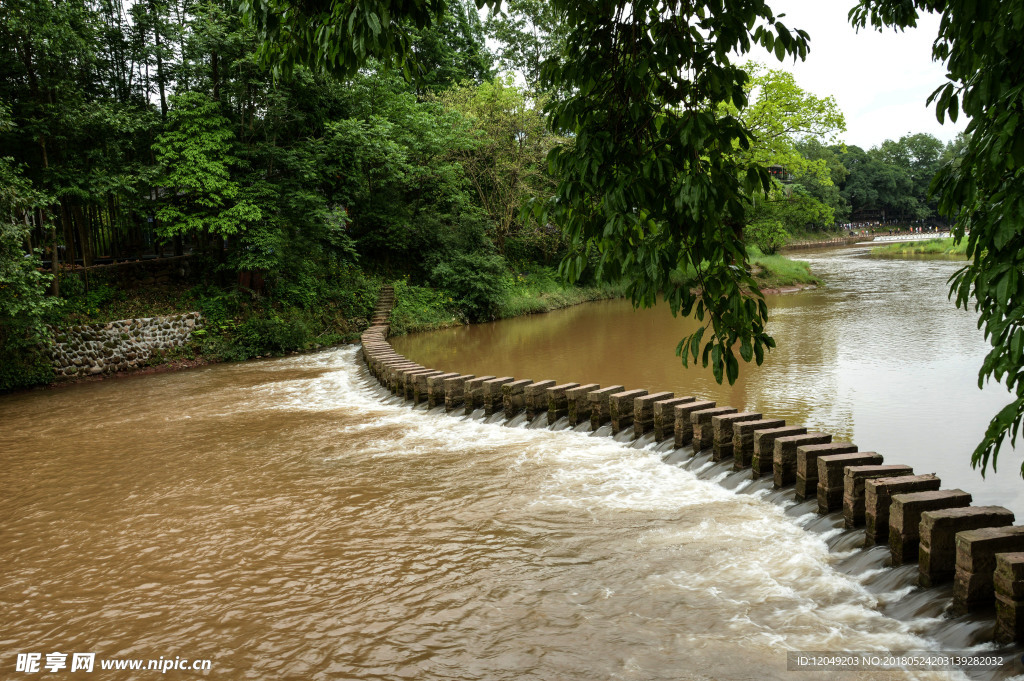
[842,465,914,528]
[773,433,832,488]
[917,505,1013,586]
[609,389,648,433]
[816,453,883,513]
[888,489,972,565]
[524,380,557,420]
[463,376,497,411]
[402,368,435,400]
[566,384,601,425]
[546,383,581,421]
[502,379,534,418]
[589,385,625,430]
[995,553,1024,642]
[674,400,716,448]
[633,392,674,436]
[482,377,514,415]
[795,443,858,500]
[711,412,762,460]
[732,419,785,470]
[427,372,460,409]
[952,525,1024,613]
[413,370,444,404]
[690,406,737,453]
[864,474,941,545]
[653,397,695,442]
[443,374,475,412]
[752,426,806,479]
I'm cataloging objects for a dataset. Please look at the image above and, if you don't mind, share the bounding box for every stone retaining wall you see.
[360,286,1024,645]
[49,312,202,378]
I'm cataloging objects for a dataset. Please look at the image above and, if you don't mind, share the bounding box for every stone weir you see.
[360,287,1024,645]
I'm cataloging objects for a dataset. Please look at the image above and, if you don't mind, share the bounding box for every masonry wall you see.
[49,312,202,378]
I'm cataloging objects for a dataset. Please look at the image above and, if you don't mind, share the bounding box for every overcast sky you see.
[743,0,966,149]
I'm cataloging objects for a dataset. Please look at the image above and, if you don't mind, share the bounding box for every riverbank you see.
[871,237,968,256]
[4,250,821,393]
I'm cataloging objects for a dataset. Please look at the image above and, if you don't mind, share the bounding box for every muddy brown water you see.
[393,247,1024,517]
[0,246,1020,680]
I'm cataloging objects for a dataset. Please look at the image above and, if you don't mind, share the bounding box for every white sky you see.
[743,0,966,149]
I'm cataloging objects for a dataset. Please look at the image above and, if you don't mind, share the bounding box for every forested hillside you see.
[0,0,961,392]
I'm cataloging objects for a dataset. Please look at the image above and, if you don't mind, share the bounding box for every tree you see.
[153,91,261,240]
[0,154,57,391]
[483,0,569,93]
[729,62,846,184]
[437,76,559,253]
[852,0,1024,475]
[241,0,810,384]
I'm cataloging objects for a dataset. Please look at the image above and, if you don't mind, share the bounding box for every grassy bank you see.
[748,247,819,288]
[388,266,627,336]
[872,237,968,256]
[10,248,818,391]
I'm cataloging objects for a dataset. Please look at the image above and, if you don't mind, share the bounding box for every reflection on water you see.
[0,347,977,680]
[392,247,1024,516]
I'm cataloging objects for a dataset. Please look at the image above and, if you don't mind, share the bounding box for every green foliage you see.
[853,0,1024,475]
[438,76,560,252]
[746,219,789,255]
[533,0,807,385]
[429,250,508,321]
[483,0,569,93]
[0,157,56,392]
[872,237,968,257]
[729,62,847,184]
[494,265,624,318]
[746,246,818,288]
[154,91,262,238]
[388,279,463,336]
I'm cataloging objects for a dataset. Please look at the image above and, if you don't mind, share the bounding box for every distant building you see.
[767,165,793,184]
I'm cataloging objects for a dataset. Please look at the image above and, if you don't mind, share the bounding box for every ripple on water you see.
[0,347,979,680]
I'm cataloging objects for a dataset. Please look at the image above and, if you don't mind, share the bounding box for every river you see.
[0,246,1020,680]
[392,246,1024,517]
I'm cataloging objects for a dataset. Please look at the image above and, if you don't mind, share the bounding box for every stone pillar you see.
[502,379,534,419]
[842,465,913,528]
[404,368,437,400]
[386,362,419,394]
[686,406,734,453]
[796,443,857,500]
[463,376,497,412]
[816,453,883,513]
[427,372,460,409]
[888,489,972,565]
[995,552,1024,643]
[524,380,557,420]
[443,374,475,412]
[609,389,648,433]
[752,426,806,479]
[633,392,674,437]
[653,397,695,442]
[919,505,1014,586]
[545,383,581,421]
[589,385,625,430]
[674,400,716,448]
[864,474,941,546]
[483,377,514,415]
[952,525,1024,614]
[732,419,785,470]
[773,433,832,487]
[711,412,761,461]
[413,370,444,405]
[566,384,601,426]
